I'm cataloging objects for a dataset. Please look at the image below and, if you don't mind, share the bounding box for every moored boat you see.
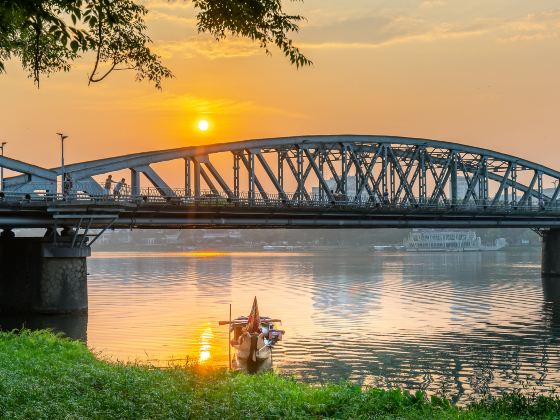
[219,297,284,373]
[403,229,507,252]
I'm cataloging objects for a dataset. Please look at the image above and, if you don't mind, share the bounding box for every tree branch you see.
[88,3,104,86]
[89,60,117,83]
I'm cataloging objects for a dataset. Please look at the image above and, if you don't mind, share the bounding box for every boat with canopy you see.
[219,297,284,373]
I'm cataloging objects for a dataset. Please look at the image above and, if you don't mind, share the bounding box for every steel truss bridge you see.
[0,135,559,235]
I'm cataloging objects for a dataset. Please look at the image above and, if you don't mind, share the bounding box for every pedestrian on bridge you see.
[63,173,73,198]
[383,191,389,205]
[113,178,126,198]
[104,175,114,196]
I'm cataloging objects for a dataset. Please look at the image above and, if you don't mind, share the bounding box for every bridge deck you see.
[0,193,559,229]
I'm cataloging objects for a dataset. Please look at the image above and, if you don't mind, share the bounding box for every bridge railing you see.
[1,184,559,215]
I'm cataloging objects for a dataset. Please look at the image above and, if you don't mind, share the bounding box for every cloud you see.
[498,10,560,43]
[115,92,306,119]
[419,0,447,9]
[299,14,493,50]
[147,4,560,58]
[154,37,261,60]
[297,8,560,50]
[146,9,197,26]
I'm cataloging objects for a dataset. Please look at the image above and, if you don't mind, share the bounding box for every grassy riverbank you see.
[1,330,559,419]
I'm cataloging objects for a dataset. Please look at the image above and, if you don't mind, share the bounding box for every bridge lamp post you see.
[0,141,6,191]
[56,132,69,190]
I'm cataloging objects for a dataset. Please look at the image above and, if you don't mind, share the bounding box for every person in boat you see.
[228,297,274,373]
[231,326,268,361]
[231,327,252,360]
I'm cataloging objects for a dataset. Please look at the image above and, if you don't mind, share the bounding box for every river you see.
[2,248,559,404]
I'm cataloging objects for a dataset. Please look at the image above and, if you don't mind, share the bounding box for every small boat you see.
[219,297,284,373]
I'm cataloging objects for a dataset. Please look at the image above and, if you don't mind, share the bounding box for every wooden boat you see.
[219,297,284,373]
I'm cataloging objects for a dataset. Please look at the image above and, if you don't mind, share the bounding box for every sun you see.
[197,119,209,131]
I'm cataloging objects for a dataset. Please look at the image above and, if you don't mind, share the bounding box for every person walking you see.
[63,173,73,198]
[113,178,126,198]
[104,175,114,196]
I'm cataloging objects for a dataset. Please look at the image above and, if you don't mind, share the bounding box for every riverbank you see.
[1,330,559,419]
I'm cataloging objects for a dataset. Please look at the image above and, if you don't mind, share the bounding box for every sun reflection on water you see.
[198,325,214,363]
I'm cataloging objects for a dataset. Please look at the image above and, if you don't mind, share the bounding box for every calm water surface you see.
[8,249,560,403]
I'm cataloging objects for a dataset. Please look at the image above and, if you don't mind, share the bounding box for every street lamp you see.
[0,141,6,191]
[56,132,68,187]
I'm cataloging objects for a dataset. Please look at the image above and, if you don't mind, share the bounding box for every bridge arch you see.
[4,135,560,208]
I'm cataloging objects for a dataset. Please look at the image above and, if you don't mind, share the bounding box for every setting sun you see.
[197,119,209,131]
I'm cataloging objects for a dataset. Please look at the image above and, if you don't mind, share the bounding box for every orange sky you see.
[1,0,559,186]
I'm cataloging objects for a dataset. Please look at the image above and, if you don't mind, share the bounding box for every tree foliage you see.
[0,0,310,88]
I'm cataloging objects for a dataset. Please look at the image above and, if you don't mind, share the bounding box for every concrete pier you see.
[0,235,90,314]
[542,228,560,277]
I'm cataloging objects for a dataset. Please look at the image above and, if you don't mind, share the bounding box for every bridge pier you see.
[542,229,560,277]
[0,234,90,314]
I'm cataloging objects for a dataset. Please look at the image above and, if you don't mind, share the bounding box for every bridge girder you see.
[1,135,559,212]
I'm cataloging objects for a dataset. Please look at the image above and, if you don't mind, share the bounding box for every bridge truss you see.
[0,135,559,229]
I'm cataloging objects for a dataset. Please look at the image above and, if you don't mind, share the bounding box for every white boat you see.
[403,229,506,252]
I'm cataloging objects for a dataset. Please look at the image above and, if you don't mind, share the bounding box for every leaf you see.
[70,40,80,53]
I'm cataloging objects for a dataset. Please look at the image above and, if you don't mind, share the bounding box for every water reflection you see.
[198,325,213,363]
[1,248,548,404]
[542,276,560,338]
[0,313,88,341]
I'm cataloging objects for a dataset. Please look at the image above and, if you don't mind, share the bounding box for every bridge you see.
[0,135,559,313]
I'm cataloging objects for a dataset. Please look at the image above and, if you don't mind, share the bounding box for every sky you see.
[1,0,559,186]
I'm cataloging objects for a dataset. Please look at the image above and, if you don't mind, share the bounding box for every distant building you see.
[448,176,471,202]
[202,230,241,240]
[543,187,558,199]
[311,176,369,200]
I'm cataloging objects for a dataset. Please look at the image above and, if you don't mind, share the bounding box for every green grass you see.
[1,330,559,419]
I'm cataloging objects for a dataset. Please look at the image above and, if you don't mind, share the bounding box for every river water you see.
[4,248,560,403]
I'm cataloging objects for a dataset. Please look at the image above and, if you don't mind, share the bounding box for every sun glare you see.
[199,326,213,363]
[198,119,209,131]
